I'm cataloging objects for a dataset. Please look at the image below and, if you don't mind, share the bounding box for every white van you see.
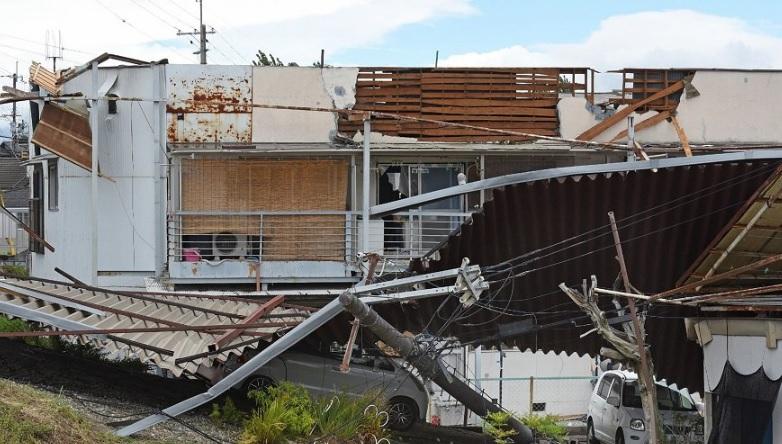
[587,370,704,444]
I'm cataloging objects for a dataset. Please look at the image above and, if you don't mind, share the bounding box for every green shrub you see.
[520,413,566,442]
[0,264,28,279]
[485,411,567,444]
[240,382,388,444]
[485,411,518,444]
[210,397,247,426]
[0,315,56,349]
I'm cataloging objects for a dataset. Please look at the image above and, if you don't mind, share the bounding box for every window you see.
[29,164,44,254]
[608,376,622,400]
[597,376,613,399]
[47,159,58,211]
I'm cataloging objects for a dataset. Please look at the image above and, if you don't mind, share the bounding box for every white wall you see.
[560,70,782,145]
[702,328,782,443]
[31,64,165,289]
[251,67,358,143]
[432,348,596,425]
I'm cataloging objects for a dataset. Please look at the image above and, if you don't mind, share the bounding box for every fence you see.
[432,376,596,426]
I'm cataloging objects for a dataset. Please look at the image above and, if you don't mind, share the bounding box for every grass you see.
[0,378,171,444]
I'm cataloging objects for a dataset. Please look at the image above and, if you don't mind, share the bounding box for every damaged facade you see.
[28,62,782,290]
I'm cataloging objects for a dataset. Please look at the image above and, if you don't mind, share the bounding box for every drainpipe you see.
[362,118,371,253]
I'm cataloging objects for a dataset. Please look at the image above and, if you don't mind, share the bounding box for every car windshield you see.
[622,381,696,411]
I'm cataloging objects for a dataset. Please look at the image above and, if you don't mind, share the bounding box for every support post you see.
[339,292,534,444]
[362,118,371,253]
[90,61,99,285]
[528,376,534,414]
[608,211,662,443]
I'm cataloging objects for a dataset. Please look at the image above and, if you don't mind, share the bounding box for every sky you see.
[2,0,782,135]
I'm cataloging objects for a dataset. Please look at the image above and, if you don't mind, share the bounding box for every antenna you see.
[176,0,216,64]
[45,30,63,71]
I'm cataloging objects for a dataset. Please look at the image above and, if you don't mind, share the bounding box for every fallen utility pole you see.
[607,211,662,443]
[339,292,534,444]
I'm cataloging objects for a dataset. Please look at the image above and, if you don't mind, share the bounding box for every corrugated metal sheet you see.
[166,65,252,143]
[0,277,310,378]
[369,160,781,391]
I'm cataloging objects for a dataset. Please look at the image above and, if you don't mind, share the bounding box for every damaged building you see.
[10,56,782,441]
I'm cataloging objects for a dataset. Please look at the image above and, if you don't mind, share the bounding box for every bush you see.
[0,264,28,279]
[239,382,389,444]
[520,413,566,443]
[210,397,247,426]
[485,411,567,444]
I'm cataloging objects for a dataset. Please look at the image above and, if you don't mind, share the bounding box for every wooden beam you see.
[209,295,285,351]
[608,110,671,143]
[576,81,684,141]
[651,252,782,301]
[0,321,303,338]
[0,204,55,252]
[668,115,692,157]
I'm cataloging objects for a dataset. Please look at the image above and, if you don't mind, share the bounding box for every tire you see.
[587,418,600,444]
[615,429,625,444]
[387,397,418,431]
[243,375,274,399]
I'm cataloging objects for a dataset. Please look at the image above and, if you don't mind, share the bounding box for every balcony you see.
[166,210,471,284]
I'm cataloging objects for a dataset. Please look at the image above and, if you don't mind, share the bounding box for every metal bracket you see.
[455,258,488,307]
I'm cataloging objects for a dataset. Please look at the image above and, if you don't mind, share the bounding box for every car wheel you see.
[388,397,418,431]
[587,418,600,444]
[615,429,625,444]
[243,376,274,398]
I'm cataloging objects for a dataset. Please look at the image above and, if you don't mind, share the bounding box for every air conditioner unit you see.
[212,232,248,260]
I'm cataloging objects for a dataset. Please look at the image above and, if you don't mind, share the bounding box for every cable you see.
[483,163,779,277]
[0,33,92,55]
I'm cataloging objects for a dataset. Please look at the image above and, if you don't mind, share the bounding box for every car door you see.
[603,376,623,443]
[321,352,374,397]
[281,352,328,398]
[594,375,616,442]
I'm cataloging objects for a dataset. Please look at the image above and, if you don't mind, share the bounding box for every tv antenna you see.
[45,30,63,71]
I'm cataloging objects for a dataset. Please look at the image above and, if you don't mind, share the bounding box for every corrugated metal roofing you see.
[372,160,781,392]
[0,277,310,378]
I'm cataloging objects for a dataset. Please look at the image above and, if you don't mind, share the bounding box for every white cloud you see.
[441,10,782,89]
[0,0,473,126]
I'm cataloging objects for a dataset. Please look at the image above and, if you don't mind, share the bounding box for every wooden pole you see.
[608,211,662,443]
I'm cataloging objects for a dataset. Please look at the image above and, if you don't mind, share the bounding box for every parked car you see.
[231,348,429,430]
[587,370,704,444]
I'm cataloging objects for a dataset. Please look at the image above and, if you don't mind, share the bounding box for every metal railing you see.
[380,211,471,261]
[167,210,471,265]
[168,211,358,264]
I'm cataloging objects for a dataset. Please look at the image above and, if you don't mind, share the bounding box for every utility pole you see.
[45,30,62,71]
[1,61,22,155]
[177,0,216,64]
[339,291,534,444]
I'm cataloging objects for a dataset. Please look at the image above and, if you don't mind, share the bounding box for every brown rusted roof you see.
[372,160,780,391]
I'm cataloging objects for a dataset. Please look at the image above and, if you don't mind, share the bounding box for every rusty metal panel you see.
[166,65,252,143]
[31,103,92,171]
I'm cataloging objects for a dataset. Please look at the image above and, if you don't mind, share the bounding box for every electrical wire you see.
[483,163,779,278]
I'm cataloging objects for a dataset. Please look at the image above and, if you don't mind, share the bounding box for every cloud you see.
[441,10,782,88]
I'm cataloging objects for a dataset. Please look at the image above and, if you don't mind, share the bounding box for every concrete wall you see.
[31,64,165,289]
[560,70,782,145]
[699,320,782,443]
[251,67,358,143]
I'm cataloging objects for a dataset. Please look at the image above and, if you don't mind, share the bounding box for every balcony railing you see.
[380,211,472,261]
[166,210,471,267]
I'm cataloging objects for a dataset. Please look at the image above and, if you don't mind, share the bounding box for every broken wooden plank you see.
[608,110,671,143]
[650,252,782,301]
[668,114,692,157]
[576,80,684,141]
[209,295,285,351]
[0,203,54,252]
[31,103,92,171]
